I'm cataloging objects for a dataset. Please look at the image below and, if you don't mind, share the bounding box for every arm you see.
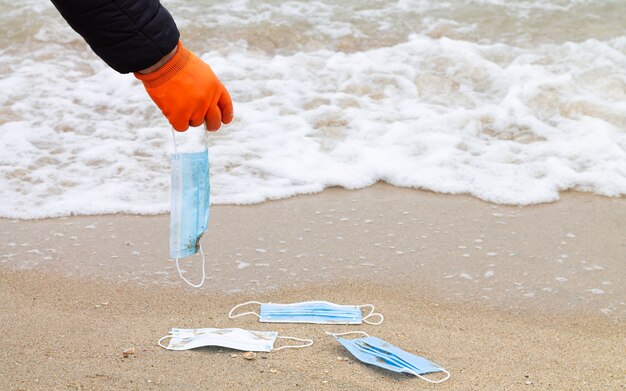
[50,0,179,74]
[50,0,233,131]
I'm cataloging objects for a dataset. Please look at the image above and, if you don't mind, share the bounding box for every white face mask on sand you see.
[158,327,313,352]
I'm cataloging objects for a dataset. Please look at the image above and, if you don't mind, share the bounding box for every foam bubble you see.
[0,1,625,218]
[236,261,250,269]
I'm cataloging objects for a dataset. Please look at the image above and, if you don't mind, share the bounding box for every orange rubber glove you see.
[135,41,233,132]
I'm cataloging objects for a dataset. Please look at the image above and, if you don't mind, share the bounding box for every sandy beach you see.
[1,185,624,390]
[2,0,625,389]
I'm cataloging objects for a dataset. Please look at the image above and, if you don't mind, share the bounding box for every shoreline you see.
[1,185,625,389]
[1,184,624,319]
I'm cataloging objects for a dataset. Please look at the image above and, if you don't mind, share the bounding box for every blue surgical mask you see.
[228,301,384,325]
[328,331,450,384]
[169,132,210,288]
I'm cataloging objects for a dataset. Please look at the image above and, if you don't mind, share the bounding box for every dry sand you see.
[1,185,625,390]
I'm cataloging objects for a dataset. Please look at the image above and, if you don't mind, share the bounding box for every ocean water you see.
[0,0,625,219]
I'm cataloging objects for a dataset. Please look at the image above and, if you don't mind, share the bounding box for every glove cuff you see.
[134,41,190,88]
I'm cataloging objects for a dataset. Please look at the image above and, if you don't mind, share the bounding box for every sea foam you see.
[0,0,625,219]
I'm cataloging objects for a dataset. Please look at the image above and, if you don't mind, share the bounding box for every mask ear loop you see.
[402,367,451,384]
[273,336,314,351]
[228,301,263,319]
[325,331,370,339]
[171,128,179,153]
[175,245,207,288]
[170,128,208,289]
[170,128,210,154]
[360,304,384,325]
[157,335,174,349]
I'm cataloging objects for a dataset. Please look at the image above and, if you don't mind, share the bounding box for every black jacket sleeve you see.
[50,0,180,74]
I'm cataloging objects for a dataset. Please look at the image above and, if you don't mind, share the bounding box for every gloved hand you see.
[135,41,233,132]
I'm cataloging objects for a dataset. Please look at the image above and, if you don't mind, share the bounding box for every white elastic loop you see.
[158,335,173,349]
[172,127,209,153]
[228,301,263,319]
[403,368,451,384]
[325,331,370,339]
[175,244,206,288]
[360,304,384,325]
[171,128,178,154]
[273,336,314,351]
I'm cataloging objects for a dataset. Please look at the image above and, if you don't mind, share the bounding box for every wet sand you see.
[1,185,625,390]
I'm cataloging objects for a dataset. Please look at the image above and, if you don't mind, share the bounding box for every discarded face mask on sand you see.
[169,131,210,288]
[229,300,384,325]
[158,327,313,352]
[327,331,450,384]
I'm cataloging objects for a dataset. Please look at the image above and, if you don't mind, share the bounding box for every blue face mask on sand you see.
[228,301,384,325]
[328,331,450,384]
[170,134,210,288]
